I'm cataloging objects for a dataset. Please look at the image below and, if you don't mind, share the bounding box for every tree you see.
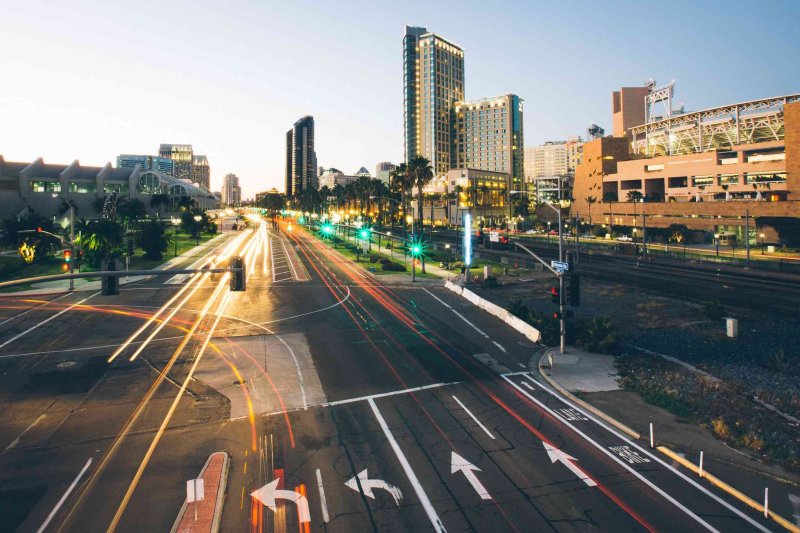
[602,191,618,203]
[0,210,58,262]
[408,156,433,233]
[585,196,597,226]
[668,224,689,244]
[626,190,643,202]
[78,218,124,265]
[512,192,530,218]
[150,193,170,213]
[138,219,170,260]
[116,198,147,223]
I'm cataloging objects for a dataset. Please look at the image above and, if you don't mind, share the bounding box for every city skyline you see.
[1,0,799,199]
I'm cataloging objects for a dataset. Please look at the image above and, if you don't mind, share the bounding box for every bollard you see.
[649,423,654,448]
[698,451,704,478]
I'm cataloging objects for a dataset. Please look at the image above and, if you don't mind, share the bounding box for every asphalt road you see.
[0,219,787,532]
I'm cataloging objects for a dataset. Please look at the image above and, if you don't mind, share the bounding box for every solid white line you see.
[270,236,277,283]
[521,381,535,391]
[325,382,458,407]
[451,309,489,338]
[523,373,772,532]
[316,468,330,523]
[281,237,300,280]
[422,288,452,308]
[2,413,47,454]
[503,375,726,533]
[492,341,506,353]
[452,395,495,440]
[0,292,100,351]
[368,398,445,532]
[36,457,93,533]
[0,292,71,327]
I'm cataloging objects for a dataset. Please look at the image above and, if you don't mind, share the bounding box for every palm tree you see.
[585,196,597,227]
[355,176,372,217]
[150,193,170,214]
[332,184,345,211]
[408,156,433,233]
[626,190,643,203]
[319,185,332,215]
[138,219,170,260]
[78,218,124,266]
[371,180,390,227]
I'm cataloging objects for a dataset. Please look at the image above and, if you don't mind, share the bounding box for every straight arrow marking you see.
[252,478,311,523]
[345,469,403,506]
[543,442,597,487]
[451,452,492,500]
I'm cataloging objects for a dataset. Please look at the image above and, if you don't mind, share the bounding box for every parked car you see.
[615,235,633,242]
[580,233,596,239]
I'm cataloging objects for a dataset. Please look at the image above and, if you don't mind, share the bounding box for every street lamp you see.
[760,232,765,254]
[171,217,181,257]
[714,233,720,257]
[193,215,202,245]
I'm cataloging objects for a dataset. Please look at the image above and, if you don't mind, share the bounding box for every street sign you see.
[489,231,500,243]
[551,260,569,273]
[186,478,205,503]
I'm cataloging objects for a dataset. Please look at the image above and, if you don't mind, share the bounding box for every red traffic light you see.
[550,286,560,304]
[64,250,72,262]
[37,227,43,233]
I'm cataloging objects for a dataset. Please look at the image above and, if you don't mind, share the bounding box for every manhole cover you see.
[57,361,77,369]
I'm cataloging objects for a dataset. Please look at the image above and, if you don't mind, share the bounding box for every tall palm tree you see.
[372,180,389,227]
[585,196,597,227]
[408,156,433,233]
[319,185,332,215]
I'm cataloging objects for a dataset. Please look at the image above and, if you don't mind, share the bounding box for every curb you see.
[535,350,799,533]
[170,451,230,533]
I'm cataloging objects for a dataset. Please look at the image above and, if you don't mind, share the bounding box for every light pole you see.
[760,232,765,254]
[52,194,76,291]
[193,215,202,246]
[370,195,406,256]
[171,217,180,257]
[714,233,720,257]
[511,190,566,354]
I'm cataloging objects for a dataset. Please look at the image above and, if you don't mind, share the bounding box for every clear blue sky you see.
[1,0,798,198]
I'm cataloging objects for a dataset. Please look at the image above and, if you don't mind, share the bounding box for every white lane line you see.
[521,381,535,391]
[0,292,71,327]
[422,288,452,309]
[451,310,489,338]
[503,375,737,533]
[281,238,300,280]
[270,236,277,283]
[0,292,100,351]
[368,398,445,532]
[492,341,506,353]
[522,373,772,532]
[452,395,495,440]
[36,457,93,533]
[325,382,458,407]
[316,468,330,523]
[2,412,47,454]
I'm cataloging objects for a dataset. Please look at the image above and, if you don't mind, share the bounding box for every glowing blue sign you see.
[464,213,471,266]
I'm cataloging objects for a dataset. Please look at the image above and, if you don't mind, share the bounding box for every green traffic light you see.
[411,245,421,255]
[322,225,333,234]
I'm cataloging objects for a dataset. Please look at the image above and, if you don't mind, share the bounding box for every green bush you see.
[507,299,529,320]
[578,316,620,354]
[381,261,406,272]
[369,254,381,263]
[379,258,391,265]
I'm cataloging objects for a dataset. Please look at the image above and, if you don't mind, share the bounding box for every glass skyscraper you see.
[117,154,175,176]
[286,116,317,195]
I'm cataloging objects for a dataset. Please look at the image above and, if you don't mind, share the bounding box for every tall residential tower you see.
[285,116,317,196]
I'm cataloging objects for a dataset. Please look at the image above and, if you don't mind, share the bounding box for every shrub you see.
[507,299,529,320]
[741,432,765,451]
[711,417,730,439]
[579,317,620,354]
[480,276,498,288]
[381,261,406,272]
[369,254,381,263]
[379,258,391,265]
[451,261,464,271]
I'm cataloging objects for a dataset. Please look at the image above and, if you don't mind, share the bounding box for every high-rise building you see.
[375,162,396,183]
[158,144,194,183]
[192,155,210,191]
[286,116,318,195]
[117,154,175,176]
[453,94,524,187]
[403,26,465,174]
[221,173,241,206]
[524,137,584,180]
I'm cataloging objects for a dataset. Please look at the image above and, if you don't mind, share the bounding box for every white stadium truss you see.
[630,93,800,157]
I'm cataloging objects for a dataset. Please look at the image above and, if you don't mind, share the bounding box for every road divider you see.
[443,280,540,343]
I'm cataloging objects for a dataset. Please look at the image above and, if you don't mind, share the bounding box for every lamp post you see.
[511,190,566,354]
[52,194,76,291]
[714,233,720,258]
[193,215,202,246]
[171,217,180,257]
[760,233,765,254]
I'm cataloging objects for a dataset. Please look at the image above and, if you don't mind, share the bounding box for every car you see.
[548,230,559,236]
[580,233,597,239]
[615,235,633,242]
[524,229,538,234]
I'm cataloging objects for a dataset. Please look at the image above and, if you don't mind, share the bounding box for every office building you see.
[375,162,396,183]
[403,26,465,174]
[0,155,218,220]
[117,154,175,176]
[412,168,510,226]
[286,116,317,196]
[453,94,524,187]
[158,144,193,183]
[221,173,241,206]
[318,169,358,190]
[192,155,210,191]
[570,81,800,242]
[524,137,583,202]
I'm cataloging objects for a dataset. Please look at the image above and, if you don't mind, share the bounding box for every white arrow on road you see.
[251,478,311,523]
[345,469,404,505]
[543,442,597,487]
[451,451,492,500]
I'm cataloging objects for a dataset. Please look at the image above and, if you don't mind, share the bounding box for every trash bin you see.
[724,317,738,338]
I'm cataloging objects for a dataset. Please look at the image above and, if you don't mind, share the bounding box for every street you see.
[0,221,781,532]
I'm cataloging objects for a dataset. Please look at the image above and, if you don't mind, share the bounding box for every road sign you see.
[186,478,205,503]
[550,260,569,273]
[489,231,499,242]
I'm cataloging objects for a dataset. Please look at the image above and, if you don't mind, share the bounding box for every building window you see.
[68,182,96,193]
[692,176,714,187]
[745,172,786,185]
[104,183,129,194]
[719,174,740,186]
[30,181,61,193]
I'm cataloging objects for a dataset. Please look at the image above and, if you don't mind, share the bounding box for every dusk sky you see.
[1,0,798,199]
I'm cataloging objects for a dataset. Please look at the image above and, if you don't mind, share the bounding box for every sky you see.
[1,0,799,199]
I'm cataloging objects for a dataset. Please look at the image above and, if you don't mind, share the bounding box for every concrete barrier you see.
[444,282,541,343]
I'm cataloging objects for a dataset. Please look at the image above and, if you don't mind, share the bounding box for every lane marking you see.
[524,372,772,532]
[452,310,489,338]
[2,412,47,454]
[35,457,93,533]
[492,341,507,353]
[0,292,71,327]
[422,288,452,309]
[522,381,535,391]
[325,382,458,407]
[280,237,300,281]
[316,469,330,523]
[0,292,100,352]
[503,375,742,533]
[368,398,445,532]
[452,395,495,440]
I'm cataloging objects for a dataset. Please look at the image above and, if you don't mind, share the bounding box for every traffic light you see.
[550,286,560,304]
[321,224,333,235]
[552,310,574,320]
[230,257,246,291]
[411,244,422,256]
[63,250,72,263]
[359,229,370,240]
[567,275,581,307]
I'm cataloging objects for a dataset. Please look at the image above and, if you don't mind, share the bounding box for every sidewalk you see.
[7,232,228,296]
[535,346,800,529]
[170,452,230,533]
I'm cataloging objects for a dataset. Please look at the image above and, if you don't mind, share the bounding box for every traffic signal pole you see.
[68,207,75,291]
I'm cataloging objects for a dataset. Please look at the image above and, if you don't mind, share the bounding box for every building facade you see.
[412,168,510,225]
[117,154,175,176]
[453,94,524,188]
[221,173,241,206]
[156,144,211,190]
[286,116,317,196]
[192,155,210,191]
[0,156,218,220]
[375,162,396,183]
[403,26,465,174]
[570,83,800,242]
[318,169,358,190]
